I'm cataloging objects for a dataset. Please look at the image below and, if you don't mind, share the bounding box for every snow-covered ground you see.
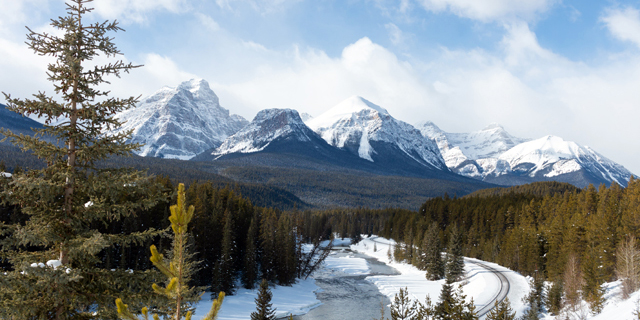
[192,278,321,320]
[539,280,640,320]
[351,236,530,319]
[192,235,640,320]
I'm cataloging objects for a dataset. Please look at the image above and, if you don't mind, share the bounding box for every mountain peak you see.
[482,123,504,131]
[176,79,218,103]
[214,108,316,156]
[112,80,247,159]
[339,96,389,115]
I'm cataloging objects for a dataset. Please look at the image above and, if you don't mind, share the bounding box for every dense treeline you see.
[0,176,328,299]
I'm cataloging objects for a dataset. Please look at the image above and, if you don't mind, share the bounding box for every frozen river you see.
[290,248,400,320]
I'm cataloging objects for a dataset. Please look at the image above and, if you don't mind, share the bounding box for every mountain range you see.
[0,78,635,208]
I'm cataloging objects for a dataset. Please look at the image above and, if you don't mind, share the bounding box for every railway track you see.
[468,259,510,318]
[367,237,511,319]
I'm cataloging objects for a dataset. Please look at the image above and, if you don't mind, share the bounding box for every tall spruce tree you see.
[445,225,465,282]
[251,279,277,320]
[243,213,260,289]
[0,1,165,319]
[213,209,237,296]
[422,223,444,281]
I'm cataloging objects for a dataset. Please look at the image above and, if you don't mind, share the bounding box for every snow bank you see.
[352,236,531,319]
[323,255,370,275]
[192,278,321,320]
[538,280,640,320]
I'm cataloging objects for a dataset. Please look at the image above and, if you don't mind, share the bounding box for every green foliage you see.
[421,223,444,281]
[485,298,515,320]
[545,280,563,315]
[116,183,225,320]
[0,1,165,318]
[445,225,465,283]
[251,279,277,320]
[434,284,477,320]
[389,287,419,320]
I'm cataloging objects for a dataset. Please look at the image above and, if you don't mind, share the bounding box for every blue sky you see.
[2,0,640,175]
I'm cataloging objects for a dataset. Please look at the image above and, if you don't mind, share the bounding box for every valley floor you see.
[192,236,638,320]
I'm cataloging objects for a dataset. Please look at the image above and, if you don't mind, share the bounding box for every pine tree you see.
[260,209,278,282]
[0,1,165,319]
[389,287,418,320]
[251,279,277,320]
[423,223,444,281]
[243,213,260,289]
[434,283,477,320]
[545,280,564,315]
[213,209,237,296]
[445,225,465,282]
[116,183,225,320]
[485,298,515,320]
[582,243,605,313]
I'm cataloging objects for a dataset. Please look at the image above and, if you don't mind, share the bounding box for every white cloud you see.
[195,13,221,32]
[417,0,558,22]
[106,53,198,99]
[385,23,405,45]
[92,0,189,24]
[601,6,640,49]
[0,0,50,35]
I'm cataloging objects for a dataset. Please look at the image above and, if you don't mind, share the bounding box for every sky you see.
[1,0,640,175]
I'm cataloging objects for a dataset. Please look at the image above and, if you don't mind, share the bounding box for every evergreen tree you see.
[582,243,606,313]
[389,287,419,320]
[213,209,237,296]
[260,209,278,282]
[243,213,260,289]
[434,283,477,320]
[0,1,165,319]
[485,298,515,320]
[446,225,465,282]
[545,280,563,315]
[251,279,277,320]
[116,183,225,320]
[422,223,444,281]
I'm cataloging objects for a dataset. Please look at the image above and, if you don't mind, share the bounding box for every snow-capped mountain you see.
[307,96,448,171]
[112,79,248,159]
[498,135,631,186]
[417,122,528,173]
[213,108,317,156]
[418,122,634,187]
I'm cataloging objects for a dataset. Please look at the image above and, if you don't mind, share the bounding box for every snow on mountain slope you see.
[417,121,528,170]
[307,96,447,170]
[499,135,632,186]
[214,108,316,156]
[418,121,634,186]
[112,79,248,160]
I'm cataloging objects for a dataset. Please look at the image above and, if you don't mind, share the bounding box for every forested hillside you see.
[303,179,640,315]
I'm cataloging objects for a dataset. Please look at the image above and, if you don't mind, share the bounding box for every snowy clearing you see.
[192,277,321,320]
